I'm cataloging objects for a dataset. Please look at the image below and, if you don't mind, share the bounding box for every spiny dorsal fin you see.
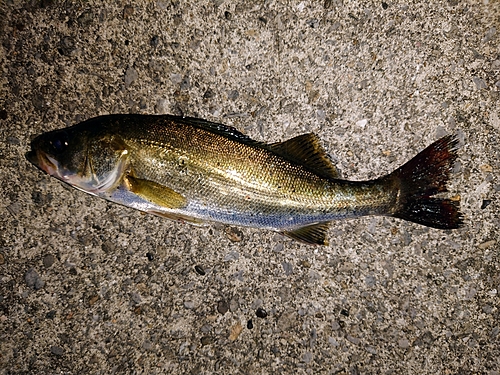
[283,222,330,246]
[179,116,262,146]
[268,134,339,180]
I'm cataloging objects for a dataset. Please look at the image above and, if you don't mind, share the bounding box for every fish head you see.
[27,120,129,195]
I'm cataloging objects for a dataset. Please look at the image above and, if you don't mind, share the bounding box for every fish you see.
[26,114,463,245]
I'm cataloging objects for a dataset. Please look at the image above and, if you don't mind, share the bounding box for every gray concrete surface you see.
[1,1,499,374]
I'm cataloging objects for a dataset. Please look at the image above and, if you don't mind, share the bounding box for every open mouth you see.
[26,149,39,166]
[26,149,59,177]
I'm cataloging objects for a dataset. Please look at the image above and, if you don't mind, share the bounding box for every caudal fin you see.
[390,135,463,229]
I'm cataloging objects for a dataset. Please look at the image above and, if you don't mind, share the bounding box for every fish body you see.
[27,114,462,245]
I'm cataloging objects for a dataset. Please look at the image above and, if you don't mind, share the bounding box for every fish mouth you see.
[26,149,40,167]
[26,148,59,177]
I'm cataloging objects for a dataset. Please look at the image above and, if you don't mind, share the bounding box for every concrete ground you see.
[1,1,499,374]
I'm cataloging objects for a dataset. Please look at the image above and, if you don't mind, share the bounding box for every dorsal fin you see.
[268,133,339,179]
[283,222,330,245]
[179,116,262,146]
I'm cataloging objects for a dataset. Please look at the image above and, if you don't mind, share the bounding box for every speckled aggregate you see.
[0,1,499,374]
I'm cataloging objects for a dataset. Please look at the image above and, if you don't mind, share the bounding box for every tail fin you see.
[390,135,463,229]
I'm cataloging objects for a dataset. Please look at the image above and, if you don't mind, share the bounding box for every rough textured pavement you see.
[1,1,499,374]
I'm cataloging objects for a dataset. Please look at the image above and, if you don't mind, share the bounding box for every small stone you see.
[356,119,368,127]
[203,88,215,99]
[340,309,349,317]
[43,254,55,268]
[481,200,492,209]
[398,338,410,348]
[184,300,195,309]
[256,307,268,318]
[123,5,134,19]
[228,90,239,100]
[58,36,75,56]
[482,305,493,314]
[347,335,361,345]
[273,243,284,252]
[0,253,5,265]
[150,35,160,48]
[229,321,243,341]
[482,27,497,43]
[142,340,153,350]
[146,252,154,261]
[156,98,168,114]
[472,77,487,90]
[478,240,496,250]
[366,346,377,354]
[225,227,243,242]
[301,260,311,268]
[365,275,376,287]
[50,346,64,356]
[124,67,138,88]
[229,296,239,312]
[414,331,434,347]
[130,292,142,304]
[217,300,229,314]
[25,268,45,290]
[88,295,99,307]
[170,73,182,84]
[316,109,326,120]
[101,240,116,253]
[282,261,293,275]
[200,336,212,346]
[247,319,253,329]
[328,337,339,346]
[223,250,239,261]
[302,351,313,363]
[6,202,21,216]
[6,136,20,145]
[435,125,447,138]
[77,10,93,26]
[403,230,412,246]
[180,76,190,90]
[480,164,493,173]
[194,265,206,275]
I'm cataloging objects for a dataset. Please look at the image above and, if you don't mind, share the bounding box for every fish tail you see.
[390,135,463,229]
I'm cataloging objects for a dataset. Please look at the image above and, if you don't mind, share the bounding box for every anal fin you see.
[283,222,330,246]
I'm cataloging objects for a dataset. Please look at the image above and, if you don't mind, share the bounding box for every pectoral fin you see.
[125,175,187,209]
[283,222,330,246]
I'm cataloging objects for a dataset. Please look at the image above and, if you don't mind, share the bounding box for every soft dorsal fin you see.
[283,222,330,246]
[268,133,339,179]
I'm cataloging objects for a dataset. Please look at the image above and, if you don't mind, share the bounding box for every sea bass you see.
[26,114,462,245]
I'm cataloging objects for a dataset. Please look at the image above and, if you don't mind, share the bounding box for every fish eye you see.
[49,131,69,154]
